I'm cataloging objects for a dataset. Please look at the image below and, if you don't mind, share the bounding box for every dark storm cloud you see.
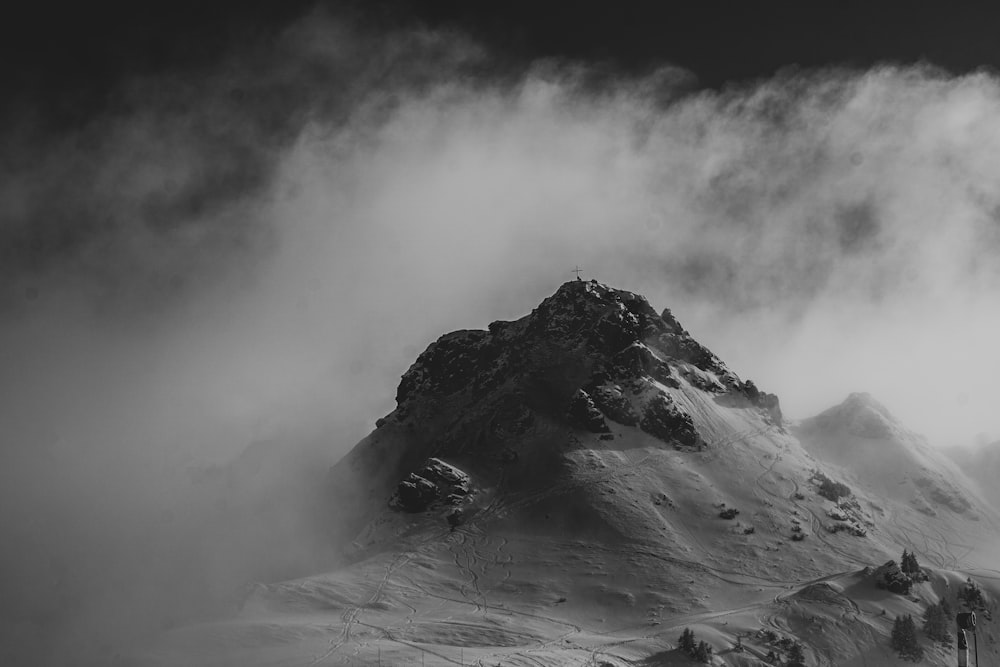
[4,11,1000,666]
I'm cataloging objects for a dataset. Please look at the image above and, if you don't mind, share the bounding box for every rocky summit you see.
[382,279,779,471]
[393,280,780,427]
[133,280,1000,667]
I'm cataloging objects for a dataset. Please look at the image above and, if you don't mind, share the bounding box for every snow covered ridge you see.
[386,279,781,437]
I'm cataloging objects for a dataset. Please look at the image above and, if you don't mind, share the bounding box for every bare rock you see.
[390,458,472,513]
[640,394,701,450]
[393,474,439,512]
[589,383,639,426]
[567,389,610,433]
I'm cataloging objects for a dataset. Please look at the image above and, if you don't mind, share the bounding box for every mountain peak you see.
[842,391,888,409]
[390,280,779,426]
[143,283,1000,667]
[806,392,901,439]
[336,278,787,556]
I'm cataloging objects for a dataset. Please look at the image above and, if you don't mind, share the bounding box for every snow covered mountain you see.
[131,280,1000,667]
[795,393,996,563]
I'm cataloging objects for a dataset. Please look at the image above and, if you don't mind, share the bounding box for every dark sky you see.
[4,1,999,127]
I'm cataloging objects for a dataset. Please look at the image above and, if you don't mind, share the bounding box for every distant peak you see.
[807,392,901,439]
[845,392,873,401]
[841,392,892,414]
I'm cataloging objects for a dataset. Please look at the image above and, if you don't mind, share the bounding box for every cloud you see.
[261,60,1000,446]
[3,10,1000,663]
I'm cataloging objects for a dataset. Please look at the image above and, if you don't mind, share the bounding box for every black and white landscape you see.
[121,280,1000,666]
[3,3,1000,666]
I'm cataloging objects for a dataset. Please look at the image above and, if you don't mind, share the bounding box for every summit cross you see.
[572,266,583,280]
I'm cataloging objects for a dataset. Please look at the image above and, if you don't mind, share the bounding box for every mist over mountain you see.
[114,279,1000,667]
[947,440,1000,508]
[4,7,1000,666]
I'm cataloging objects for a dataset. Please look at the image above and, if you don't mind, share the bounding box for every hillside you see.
[130,281,1000,666]
[947,440,1000,508]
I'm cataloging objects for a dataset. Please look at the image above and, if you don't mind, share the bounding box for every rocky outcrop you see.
[567,389,610,433]
[331,279,790,555]
[740,380,783,423]
[395,330,504,407]
[640,394,702,450]
[390,458,472,513]
[612,343,678,388]
[394,281,777,417]
[588,383,640,426]
[368,280,783,518]
[653,332,720,375]
[394,474,439,512]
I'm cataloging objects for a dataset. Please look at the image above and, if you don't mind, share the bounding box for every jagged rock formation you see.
[389,458,472,512]
[566,389,610,433]
[638,393,701,449]
[331,279,785,551]
[388,280,778,446]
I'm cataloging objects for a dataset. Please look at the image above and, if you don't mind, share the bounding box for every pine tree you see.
[941,607,954,646]
[678,627,696,655]
[900,549,921,575]
[787,641,806,667]
[891,615,906,652]
[960,578,987,611]
[923,602,950,644]
[891,614,924,661]
[693,640,713,663]
[942,597,954,630]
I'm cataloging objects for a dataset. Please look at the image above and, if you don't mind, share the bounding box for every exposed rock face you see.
[387,280,780,451]
[395,330,502,407]
[394,474,439,512]
[345,280,784,534]
[390,458,472,513]
[567,389,610,433]
[639,394,702,450]
[654,331,720,375]
[588,383,640,426]
[612,343,678,388]
[740,380,783,423]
